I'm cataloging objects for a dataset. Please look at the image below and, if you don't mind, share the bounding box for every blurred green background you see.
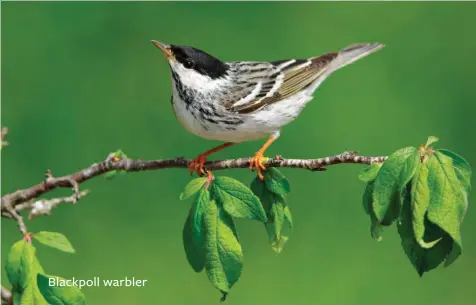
[2,2,476,304]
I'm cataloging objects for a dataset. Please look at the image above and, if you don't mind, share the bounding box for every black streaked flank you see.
[202,115,218,124]
[209,103,220,117]
[218,118,243,125]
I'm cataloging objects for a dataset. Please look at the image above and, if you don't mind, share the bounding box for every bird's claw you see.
[188,154,207,176]
[250,152,267,180]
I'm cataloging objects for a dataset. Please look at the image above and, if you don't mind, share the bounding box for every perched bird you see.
[152,40,384,179]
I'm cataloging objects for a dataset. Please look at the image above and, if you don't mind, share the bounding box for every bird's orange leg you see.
[250,135,278,180]
[189,142,234,176]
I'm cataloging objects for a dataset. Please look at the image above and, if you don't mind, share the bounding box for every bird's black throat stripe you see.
[170,70,244,128]
[171,70,192,107]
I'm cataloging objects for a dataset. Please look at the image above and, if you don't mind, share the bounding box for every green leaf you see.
[398,186,454,276]
[182,188,212,272]
[250,177,270,211]
[362,181,372,215]
[13,291,22,305]
[190,189,211,251]
[358,162,382,182]
[33,232,75,253]
[363,181,383,241]
[29,257,48,305]
[371,222,384,242]
[437,150,471,247]
[264,196,289,253]
[283,205,293,229]
[104,150,128,180]
[410,162,439,248]
[373,147,420,223]
[263,168,290,196]
[37,274,86,305]
[180,177,207,200]
[212,176,267,222]
[6,240,47,304]
[204,201,243,295]
[112,149,128,159]
[426,152,467,266]
[6,240,35,290]
[183,213,205,272]
[276,205,293,252]
[271,236,289,254]
[18,285,35,305]
[438,149,471,193]
[268,206,292,253]
[251,177,292,253]
[425,136,439,147]
[18,283,48,305]
[267,197,284,239]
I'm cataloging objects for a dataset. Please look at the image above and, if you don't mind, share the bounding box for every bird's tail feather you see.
[328,43,384,72]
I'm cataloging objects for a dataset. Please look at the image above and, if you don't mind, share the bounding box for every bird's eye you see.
[184,60,195,69]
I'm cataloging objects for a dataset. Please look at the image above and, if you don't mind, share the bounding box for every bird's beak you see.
[151,40,175,61]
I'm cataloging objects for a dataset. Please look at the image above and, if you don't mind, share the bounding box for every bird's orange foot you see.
[188,154,207,176]
[250,152,268,180]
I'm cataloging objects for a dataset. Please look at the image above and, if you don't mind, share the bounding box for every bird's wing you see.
[225,53,337,114]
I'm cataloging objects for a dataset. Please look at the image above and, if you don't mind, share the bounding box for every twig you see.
[3,203,28,235]
[1,286,12,305]
[1,151,387,217]
[13,190,90,219]
[1,127,8,147]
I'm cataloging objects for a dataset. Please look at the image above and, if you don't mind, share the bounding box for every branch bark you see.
[1,151,387,220]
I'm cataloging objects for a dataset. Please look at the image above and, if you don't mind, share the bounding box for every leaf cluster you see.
[180,168,292,300]
[5,232,86,304]
[359,137,471,276]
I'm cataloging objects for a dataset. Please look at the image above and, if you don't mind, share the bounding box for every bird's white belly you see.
[248,91,313,132]
[172,97,208,138]
[172,89,314,143]
[171,97,268,142]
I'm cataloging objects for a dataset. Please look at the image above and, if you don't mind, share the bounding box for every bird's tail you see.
[328,43,384,72]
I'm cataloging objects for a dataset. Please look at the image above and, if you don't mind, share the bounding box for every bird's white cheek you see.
[170,61,222,91]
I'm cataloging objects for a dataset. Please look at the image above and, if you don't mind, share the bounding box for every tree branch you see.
[1,150,387,220]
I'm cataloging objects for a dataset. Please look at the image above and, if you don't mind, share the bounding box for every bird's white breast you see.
[170,81,209,138]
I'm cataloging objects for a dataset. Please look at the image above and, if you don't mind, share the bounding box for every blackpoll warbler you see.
[152,40,384,179]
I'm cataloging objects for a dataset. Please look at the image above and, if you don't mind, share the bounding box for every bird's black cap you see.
[170,45,229,79]
[152,40,229,79]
